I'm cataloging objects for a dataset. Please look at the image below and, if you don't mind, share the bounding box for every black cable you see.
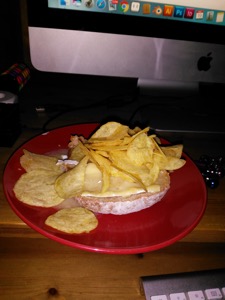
[41,91,138,132]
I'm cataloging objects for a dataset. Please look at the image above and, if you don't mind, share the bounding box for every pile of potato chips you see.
[55,122,186,199]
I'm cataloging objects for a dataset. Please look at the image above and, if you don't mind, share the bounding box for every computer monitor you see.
[25,0,225,85]
[23,0,225,134]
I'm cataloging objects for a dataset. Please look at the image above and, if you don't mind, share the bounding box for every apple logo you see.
[197,52,213,71]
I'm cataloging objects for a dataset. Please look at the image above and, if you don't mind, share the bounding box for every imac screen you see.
[24,0,225,134]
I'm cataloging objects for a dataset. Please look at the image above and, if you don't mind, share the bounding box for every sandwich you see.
[54,121,186,215]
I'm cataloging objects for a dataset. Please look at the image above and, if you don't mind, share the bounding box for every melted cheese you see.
[82,163,160,197]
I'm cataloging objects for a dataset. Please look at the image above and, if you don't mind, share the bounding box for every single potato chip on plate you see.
[20,149,64,174]
[45,207,98,234]
[13,169,65,207]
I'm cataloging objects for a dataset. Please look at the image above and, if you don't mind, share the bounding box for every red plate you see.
[3,123,207,254]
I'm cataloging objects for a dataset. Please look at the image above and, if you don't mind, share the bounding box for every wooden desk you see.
[1,128,225,300]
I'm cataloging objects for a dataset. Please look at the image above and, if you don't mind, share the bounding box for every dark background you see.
[0,1,24,73]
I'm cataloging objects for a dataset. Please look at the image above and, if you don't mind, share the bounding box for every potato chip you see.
[87,138,123,147]
[127,132,155,166]
[109,165,137,183]
[153,152,186,170]
[86,143,128,151]
[20,149,63,174]
[89,150,111,193]
[161,144,183,158]
[68,141,86,162]
[55,156,89,199]
[13,169,64,207]
[128,126,150,140]
[163,156,186,170]
[95,150,109,158]
[90,121,129,139]
[128,126,142,135]
[152,152,167,169]
[109,150,152,188]
[45,207,98,234]
[146,162,160,184]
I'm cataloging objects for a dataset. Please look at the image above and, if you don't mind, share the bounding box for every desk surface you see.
[0,126,225,300]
